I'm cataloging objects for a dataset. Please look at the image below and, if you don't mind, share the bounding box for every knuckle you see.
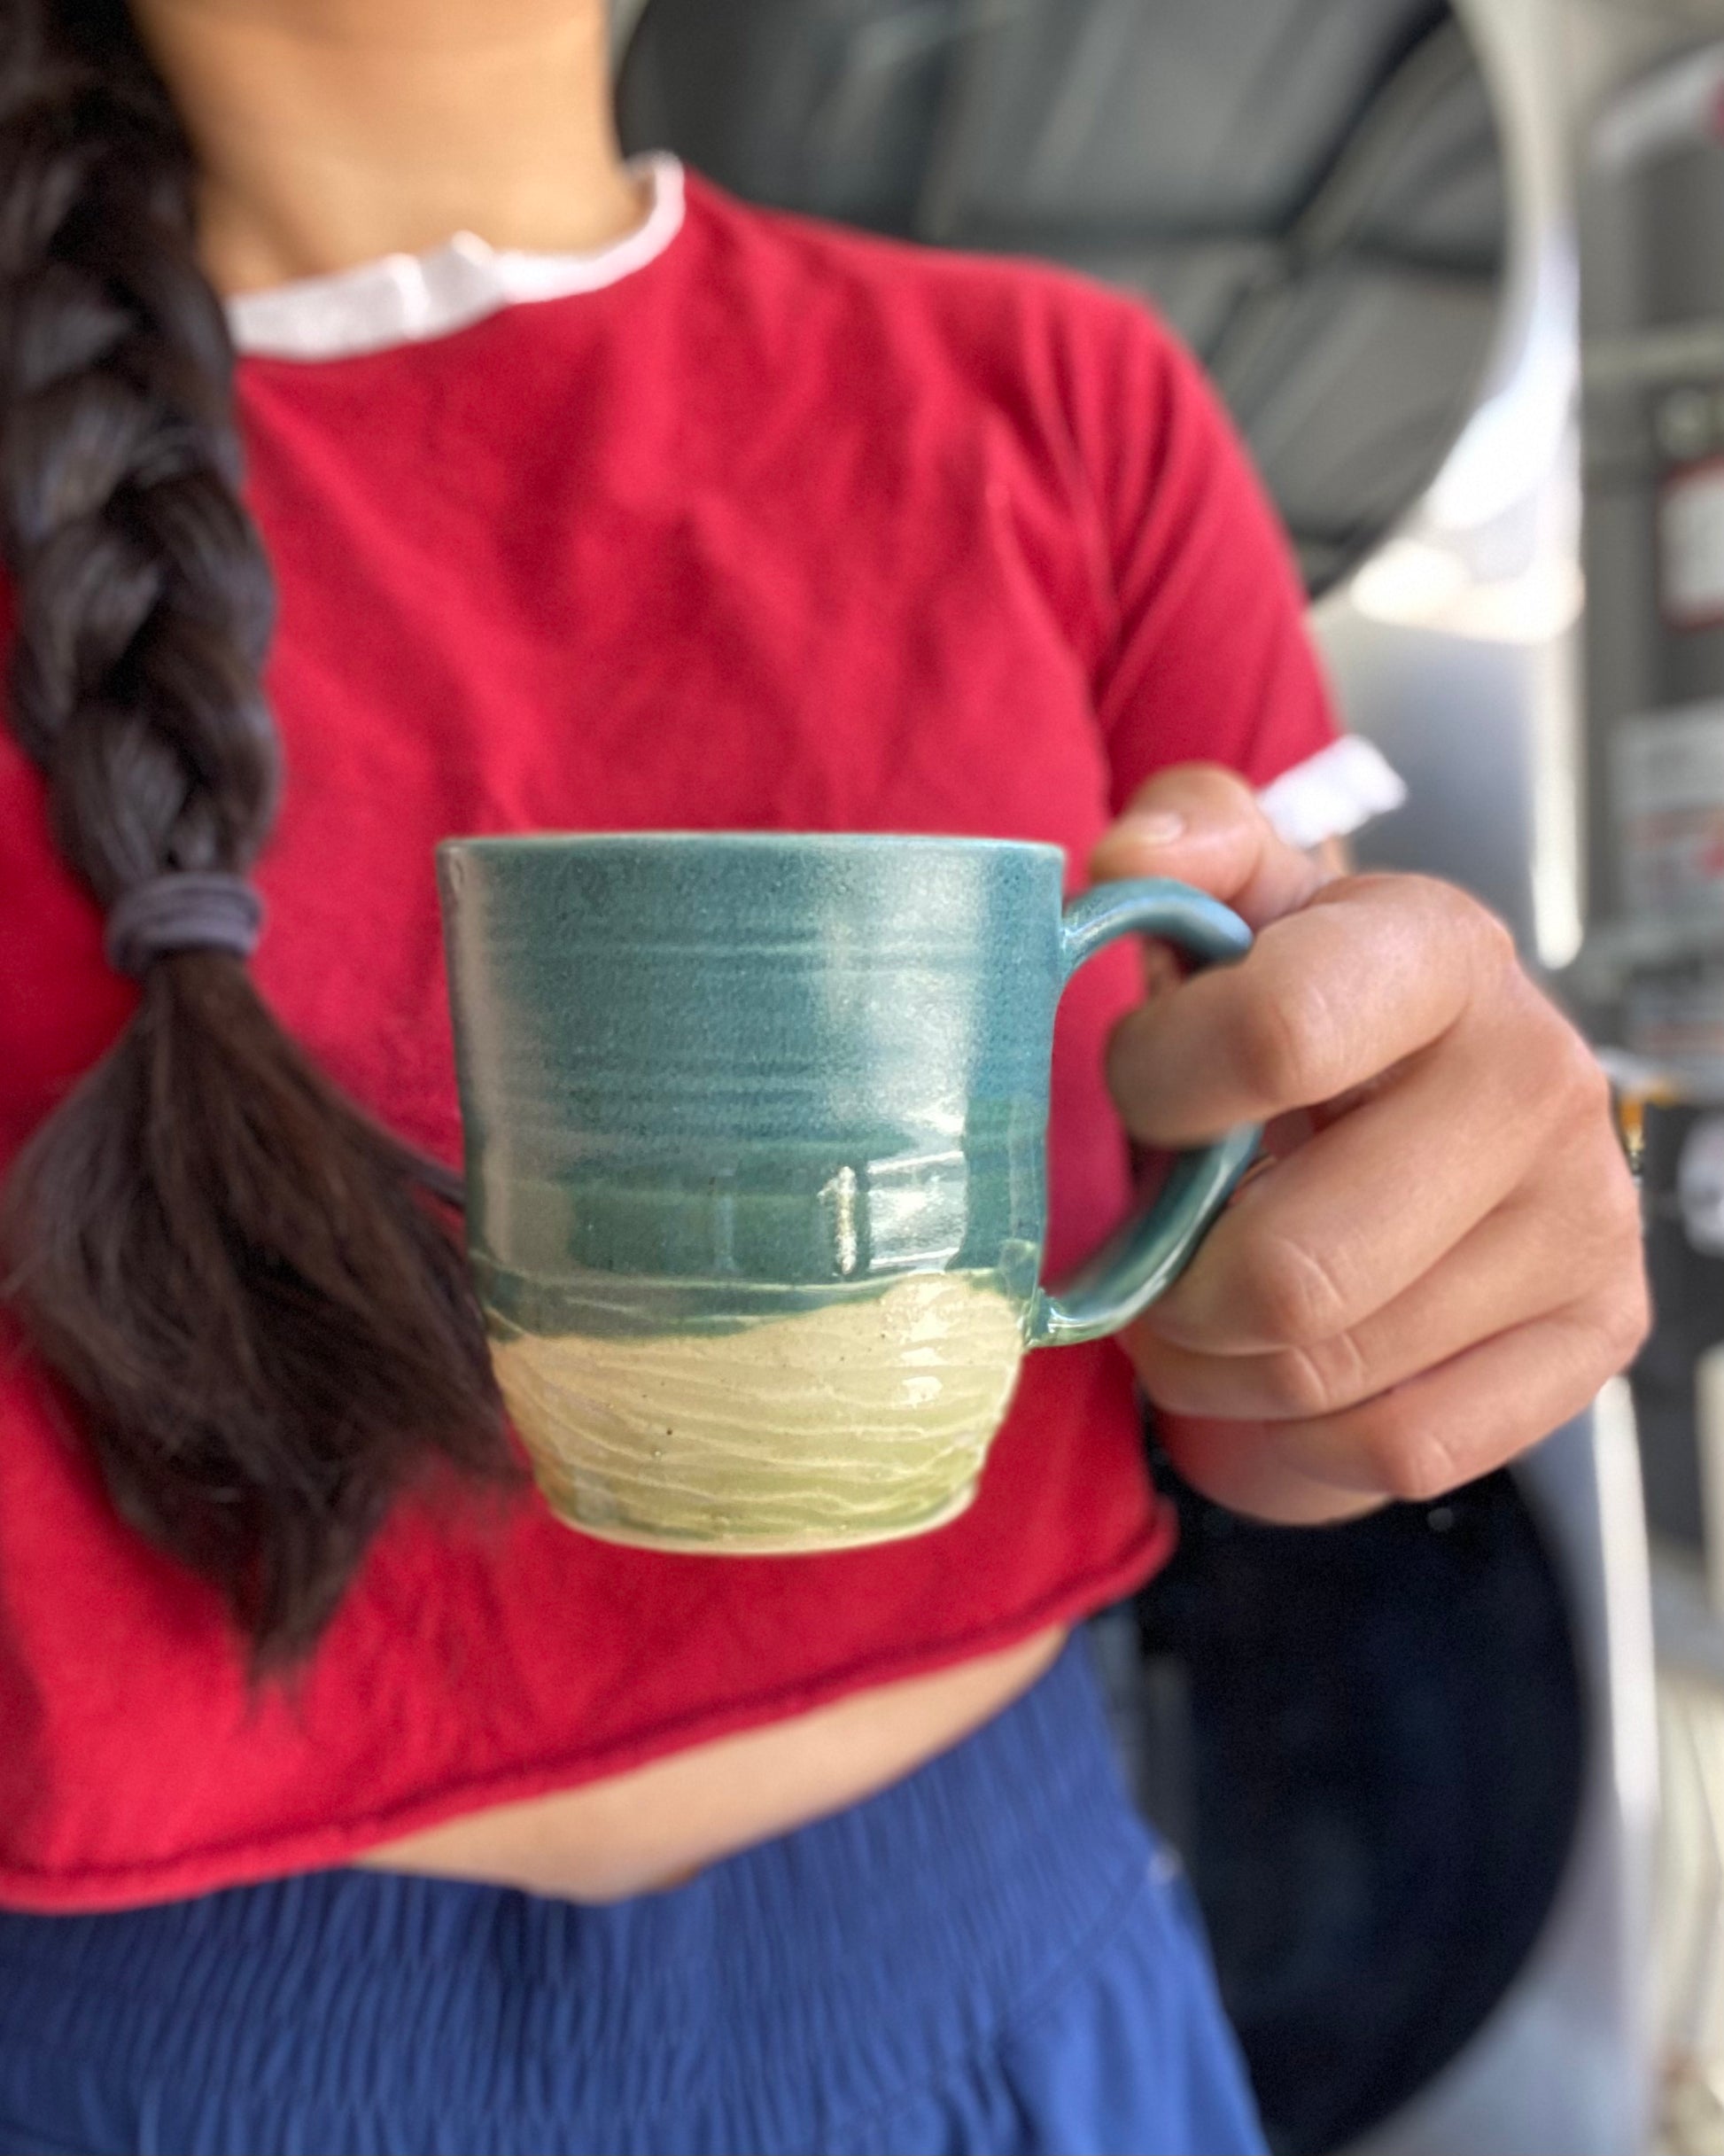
[1394,875,1516,973]
[1466,898,1520,976]
[1575,1188,1647,1303]
[1434,878,1518,974]
[1528,1087,1641,1277]
[1549,1024,1613,1125]
[1601,1156,1647,1248]
[1492,979,1611,1136]
[1602,1276,1653,1369]
[1229,978,1342,1109]
[1236,1230,1353,1348]
[1263,1333,1371,1419]
[1364,1409,1468,1505]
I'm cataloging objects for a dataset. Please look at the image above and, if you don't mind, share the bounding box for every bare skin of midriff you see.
[357,1623,1068,1901]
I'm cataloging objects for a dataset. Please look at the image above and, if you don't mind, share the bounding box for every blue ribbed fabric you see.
[0,1637,1264,2156]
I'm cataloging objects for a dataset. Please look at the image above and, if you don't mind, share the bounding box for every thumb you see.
[1089,762,1335,930]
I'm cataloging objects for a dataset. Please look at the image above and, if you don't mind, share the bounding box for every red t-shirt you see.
[0,165,1340,1911]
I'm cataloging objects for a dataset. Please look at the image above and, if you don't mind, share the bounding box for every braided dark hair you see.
[0,0,512,1662]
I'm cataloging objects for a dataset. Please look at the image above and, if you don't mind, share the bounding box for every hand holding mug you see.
[1091,764,1651,1525]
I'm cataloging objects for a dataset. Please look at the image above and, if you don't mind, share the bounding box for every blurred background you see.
[606,4,1724,2149]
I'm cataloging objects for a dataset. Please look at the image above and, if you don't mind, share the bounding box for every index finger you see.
[1106,874,1490,1144]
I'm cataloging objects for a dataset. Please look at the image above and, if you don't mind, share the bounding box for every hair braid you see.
[0,2,512,1663]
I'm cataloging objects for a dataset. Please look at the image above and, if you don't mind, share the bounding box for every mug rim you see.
[438,829,1067,863]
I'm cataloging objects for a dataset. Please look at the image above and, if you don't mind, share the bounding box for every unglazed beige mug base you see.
[485,1268,1022,1553]
[545,1481,981,1558]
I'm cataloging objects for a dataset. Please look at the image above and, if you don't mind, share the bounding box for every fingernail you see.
[1114,811,1186,847]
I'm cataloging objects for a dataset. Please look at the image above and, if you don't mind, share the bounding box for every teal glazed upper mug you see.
[437,833,1259,1554]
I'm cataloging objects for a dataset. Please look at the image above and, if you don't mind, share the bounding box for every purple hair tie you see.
[105,873,266,978]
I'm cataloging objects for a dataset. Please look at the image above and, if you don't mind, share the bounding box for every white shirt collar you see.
[227,153,686,362]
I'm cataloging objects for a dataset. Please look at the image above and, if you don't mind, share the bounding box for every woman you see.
[0,3,1646,2152]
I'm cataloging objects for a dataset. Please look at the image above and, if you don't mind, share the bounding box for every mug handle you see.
[1027,877,1261,1350]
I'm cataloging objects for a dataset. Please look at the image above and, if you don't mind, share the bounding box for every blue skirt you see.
[0,1635,1264,2156]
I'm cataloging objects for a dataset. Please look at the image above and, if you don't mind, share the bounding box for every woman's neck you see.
[129,0,641,294]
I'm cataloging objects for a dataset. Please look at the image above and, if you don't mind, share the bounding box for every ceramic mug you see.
[437,833,1258,1553]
